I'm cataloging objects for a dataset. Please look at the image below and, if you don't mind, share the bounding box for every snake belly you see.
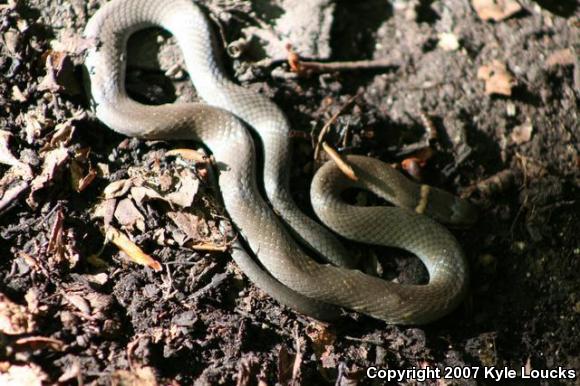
[84,0,476,324]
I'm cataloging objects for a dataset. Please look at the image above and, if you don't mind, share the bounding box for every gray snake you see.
[84,0,477,324]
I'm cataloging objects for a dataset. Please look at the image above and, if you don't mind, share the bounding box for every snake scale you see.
[84,0,477,324]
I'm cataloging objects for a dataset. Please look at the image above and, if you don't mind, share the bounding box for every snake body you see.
[85,0,476,324]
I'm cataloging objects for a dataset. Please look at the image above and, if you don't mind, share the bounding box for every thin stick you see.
[287,45,394,75]
[322,142,357,181]
[313,93,360,160]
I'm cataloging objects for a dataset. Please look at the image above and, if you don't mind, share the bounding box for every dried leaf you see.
[104,179,135,199]
[27,147,69,208]
[11,85,27,102]
[477,60,517,96]
[165,148,209,164]
[24,288,45,315]
[57,361,81,383]
[64,293,91,315]
[472,0,522,21]
[167,211,200,244]
[130,185,164,204]
[38,51,81,95]
[165,168,199,208]
[106,226,162,272]
[70,159,97,192]
[46,209,80,269]
[188,242,228,252]
[114,198,146,231]
[18,111,52,144]
[50,33,96,55]
[47,208,65,254]
[45,121,75,149]
[306,322,337,357]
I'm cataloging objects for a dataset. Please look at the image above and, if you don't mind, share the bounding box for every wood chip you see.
[477,60,517,96]
[545,48,574,67]
[472,0,522,21]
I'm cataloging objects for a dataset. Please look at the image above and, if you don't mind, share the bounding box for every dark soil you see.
[0,0,578,385]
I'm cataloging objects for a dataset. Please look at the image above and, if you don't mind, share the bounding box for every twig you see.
[321,142,357,181]
[313,93,360,160]
[344,335,386,346]
[287,45,394,76]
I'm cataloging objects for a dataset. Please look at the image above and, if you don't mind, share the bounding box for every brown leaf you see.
[47,208,65,255]
[165,168,199,208]
[472,0,522,21]
[27,147,69,209]
[165,148,209,164]
[46,209,80,269]
[129,185,164,204]
[70,158,97,193]
[114,198,146,232]
[477,60,517,96]
[104,178,136,199]
[106,226,162,272]
[38,51,81,95]
[306,322,337,357]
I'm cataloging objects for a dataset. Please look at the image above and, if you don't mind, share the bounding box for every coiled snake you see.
[84,0,477,324]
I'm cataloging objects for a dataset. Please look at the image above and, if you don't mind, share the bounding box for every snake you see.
[84,0,477,324]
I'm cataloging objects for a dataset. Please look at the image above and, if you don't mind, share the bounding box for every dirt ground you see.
[0,0,578,385]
